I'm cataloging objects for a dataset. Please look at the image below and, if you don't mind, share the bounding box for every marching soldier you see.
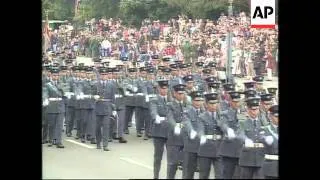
[123,68,139,135]
[73,66,83,140]
[113,67,128,143]
[65,66,77,137]
[193,62,205,92]
[43,68,65,148]
[169,63,181,90]
[219,91,244,179]
[243,81,256,91]
[253,76,267,95]
[259,94,273,126]
[181,91,204,179]
[150,79,170,179]
[183,74,196,105]
[166,83,191,179]
[238,97,265,179]
[220,83,236,111]
[179,63,188,77]
[79,67,97,144]
[267,87,278,105]
[197,92,223,179]
[95,67,115,151]
[262,105,279,179]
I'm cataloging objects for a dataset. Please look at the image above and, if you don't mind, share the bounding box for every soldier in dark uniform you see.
[142,67,157,140]
[183,75,195,105]
[259,94,273,126]
[150,79,170,179]
[238,97,265,179]
[73,66,83,140]
[95,67,115,151]
[65,66,77,137]
[197,92,223,179]
[166,83,191,179]
[267,87,278,105]
[253,76,266,95]
[123,68,139,135]
[262,105,278,179]
[181,91,204,179]
[169,63,180,91]
[179,63,188,77]
[79,67,97,143]
[113,67,128,143]
[220,83,236,111]
[202,68,211,80]
[243,81,256,91]
[43,68,65,148]
[219,91,244,179]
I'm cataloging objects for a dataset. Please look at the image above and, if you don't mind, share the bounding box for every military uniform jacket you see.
[135,78,148,107]
[150,95,170,138]
[259,109,270,127]
[122,78,138,106]
[95,80,115,116]
[182,107,203,153]
[198,111,224,157]
[73,79,84,110]
[239,118,266,167]
[80,80,97,109]
[66,76,76,107]
[166,101,190,146]
[218,107,244,158]
[44,81,65,114]
[114,79,126,110]
[262,124,278,177]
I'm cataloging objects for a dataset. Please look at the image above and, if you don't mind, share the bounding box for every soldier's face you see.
[248,107,259,118]
[174,92,185,101]
[206,103,218,111]
[256,83,263,89]
[270,115,278,126]
[159,86,168,96]
[186,82,194,89]
[192,100,203,109]
[231,101,240,108]
[52,74,59,80]
[261,101,272,111]
[140,71,147,77]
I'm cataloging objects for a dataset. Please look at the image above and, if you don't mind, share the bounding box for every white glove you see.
[136,93,144,96]
[174,125,181,135]
[227,128,236,139]
[112,111,117,117]
[145,95,150,102]
[133,87,138,92]
[190,130,197,139]
[43,99,49,106]
[265,136,274,145]
[76,95,81,100]
[155,115,162,124]
[245,138,254,148]
[93,95,100,100]
[200,136,207,145]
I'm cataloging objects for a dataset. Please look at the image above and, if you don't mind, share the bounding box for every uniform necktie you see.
[196,109,200,116]
[163,97,166,104]
[253,120,257,128]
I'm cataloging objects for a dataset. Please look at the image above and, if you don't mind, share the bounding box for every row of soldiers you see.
[42,56,278,179]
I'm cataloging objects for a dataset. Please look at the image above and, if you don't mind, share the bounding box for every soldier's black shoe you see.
[143,135,149,140]
[103,147,110,151]
[81,138,86,143]
[119,137,127,143]
[124,129,129,134]
[66,133,72,137]
[97,144,101,149]
[42,140,48,144]
[75,136,80,139]
[48,141,53,147]
[128,122,132,127]
[112,133,119,140]
[56,144,65,148]
[52,139,57,145]
[90,139,96,144]
[137,132,143,137]
[108,139,113,142]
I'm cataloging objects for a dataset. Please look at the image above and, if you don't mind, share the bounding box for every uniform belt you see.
[246,143,264,148]
[206,134,222,140]
[48,98,62,101]
[147,94,157,98]
[97,99,112,102]
[175,122,183,128]
[265,154,278,160]
[115,94,123,98]
[82,95,92,98]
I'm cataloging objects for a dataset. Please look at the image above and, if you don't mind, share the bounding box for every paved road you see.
[43,126,217,179]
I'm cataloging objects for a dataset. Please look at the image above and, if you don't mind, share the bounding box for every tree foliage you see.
[42,0,251,26]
